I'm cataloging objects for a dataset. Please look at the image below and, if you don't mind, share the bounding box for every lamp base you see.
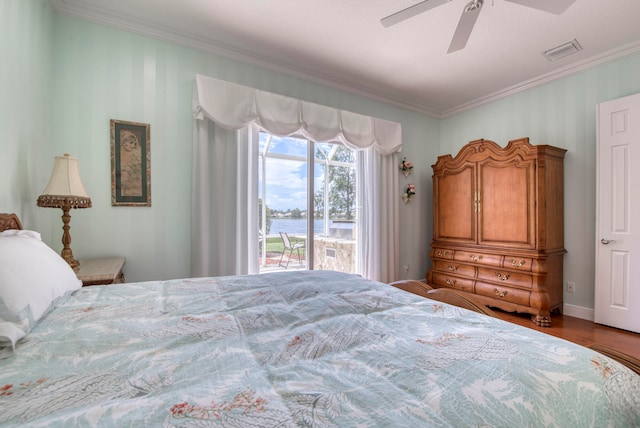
[37,194,90,271]
[62,249,80,270]
[59,206,80,271]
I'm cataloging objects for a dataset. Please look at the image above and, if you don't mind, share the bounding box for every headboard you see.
[0,213,23,232]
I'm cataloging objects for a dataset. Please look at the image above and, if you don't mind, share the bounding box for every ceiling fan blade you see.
[503,0,577,15]
[447,0,483,53]
[381,0,452,27]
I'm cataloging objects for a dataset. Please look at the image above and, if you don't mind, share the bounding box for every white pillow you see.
[0,230,82,357]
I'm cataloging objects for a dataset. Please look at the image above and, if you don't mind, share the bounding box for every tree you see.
[258,198,272,234]
[328,147,356,220]
[314,189,324,218]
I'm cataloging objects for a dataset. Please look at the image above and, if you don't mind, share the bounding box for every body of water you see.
[268,218,330,235]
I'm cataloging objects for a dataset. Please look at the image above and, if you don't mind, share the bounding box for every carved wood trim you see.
[388,280,434,298]
[0,213,23,232]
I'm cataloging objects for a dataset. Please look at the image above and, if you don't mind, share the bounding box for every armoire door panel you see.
[434,165,476,243]
[478,160,535,248]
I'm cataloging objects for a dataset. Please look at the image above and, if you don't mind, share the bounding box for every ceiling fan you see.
[381,0,578,53]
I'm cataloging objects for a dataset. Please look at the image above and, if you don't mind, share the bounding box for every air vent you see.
[326,248,336,258]
[543,39,583,61]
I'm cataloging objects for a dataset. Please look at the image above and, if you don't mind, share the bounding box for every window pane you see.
[315,143,332,159]
[266,135,307,158]
[259,133,308,271]
[259,132,356,274]
[314,144,357,274]
[265,157,308,214]
[313,161,327,234]
[329,163,356,221]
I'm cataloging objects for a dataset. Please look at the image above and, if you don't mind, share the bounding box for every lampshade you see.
[37,154,92,209]
[37,154,91,270]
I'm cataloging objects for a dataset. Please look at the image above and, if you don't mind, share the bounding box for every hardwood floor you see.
[496,309,640,360]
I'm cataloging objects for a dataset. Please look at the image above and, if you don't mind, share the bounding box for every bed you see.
[1,214,639,426]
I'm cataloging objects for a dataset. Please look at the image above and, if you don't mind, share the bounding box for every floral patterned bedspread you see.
[0,270,638,427]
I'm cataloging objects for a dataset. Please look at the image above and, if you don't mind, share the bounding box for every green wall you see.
[441,53,640,314]
[0,0,53,225]
[1,0,439,283]
[4,0,639,315]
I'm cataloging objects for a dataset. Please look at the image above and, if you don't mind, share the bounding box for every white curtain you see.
[191,119,259,277]
[357,148,399,282]
[192,75,402,282]
[193,75,401,153]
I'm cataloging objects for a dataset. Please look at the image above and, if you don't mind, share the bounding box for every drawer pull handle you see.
[470,255,483,262]
[495,272,510,281]
[446,279,457,286]
[447,264,458,272]
[494,289,507,298]
[510,259,525,267]
[437,250,448,257]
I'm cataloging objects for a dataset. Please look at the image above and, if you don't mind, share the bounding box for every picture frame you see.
[110,119,151,206]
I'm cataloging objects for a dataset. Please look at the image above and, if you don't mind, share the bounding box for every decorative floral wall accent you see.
[400,157,413,178]
[402,183,416,204]
[400,156,416,204]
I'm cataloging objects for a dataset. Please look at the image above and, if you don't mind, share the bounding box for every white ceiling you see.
[50,0,640,117]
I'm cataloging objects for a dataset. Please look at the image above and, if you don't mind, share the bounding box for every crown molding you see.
[48,0,441,117]
[49,0,640,120]
[440,40,640,118]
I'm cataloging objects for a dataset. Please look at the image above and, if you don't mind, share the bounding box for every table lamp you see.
[37,154,92,269]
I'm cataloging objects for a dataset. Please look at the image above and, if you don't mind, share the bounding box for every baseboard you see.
[562,303,594,321]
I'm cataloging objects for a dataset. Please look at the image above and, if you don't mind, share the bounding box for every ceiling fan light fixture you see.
[543,39,583,61]
[383,0,578,54]
[465,0,483,13]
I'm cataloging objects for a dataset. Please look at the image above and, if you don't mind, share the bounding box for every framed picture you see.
[110,119,151,206]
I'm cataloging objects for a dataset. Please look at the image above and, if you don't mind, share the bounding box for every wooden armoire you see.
[426,138,566,326]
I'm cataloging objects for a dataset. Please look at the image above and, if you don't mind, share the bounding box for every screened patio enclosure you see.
[258,132,357,273]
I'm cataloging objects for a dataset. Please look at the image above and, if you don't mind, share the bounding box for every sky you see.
[259,133,328,212]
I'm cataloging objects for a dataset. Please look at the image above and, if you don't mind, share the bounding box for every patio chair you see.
[279,232,305,268]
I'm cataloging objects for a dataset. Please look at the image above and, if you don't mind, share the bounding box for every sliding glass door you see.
[258,132,356,273]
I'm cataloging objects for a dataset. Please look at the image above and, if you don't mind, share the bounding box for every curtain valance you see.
[193,74,402,155]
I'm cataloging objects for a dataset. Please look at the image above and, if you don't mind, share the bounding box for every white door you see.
[595,93,640,333]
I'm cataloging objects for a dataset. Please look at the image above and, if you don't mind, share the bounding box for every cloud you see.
[263,158,307,210]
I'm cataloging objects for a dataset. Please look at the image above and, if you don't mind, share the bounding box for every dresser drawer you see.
[431,273,475,293]
[475,282,531,306]
[432,247,454,260]
[454,250,502,267]
[432,260,476,277]
[477,267,533,288]
[502,255,533,271]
